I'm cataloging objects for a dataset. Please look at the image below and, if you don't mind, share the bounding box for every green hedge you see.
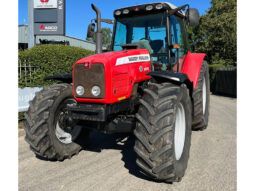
[18,45,94,88]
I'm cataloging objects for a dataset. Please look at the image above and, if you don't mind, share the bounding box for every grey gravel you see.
[19,95,236,191]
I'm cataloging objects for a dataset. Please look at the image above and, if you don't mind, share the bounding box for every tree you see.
[101,28,112,48]
[88,27,112,49]
[190,0,237,66]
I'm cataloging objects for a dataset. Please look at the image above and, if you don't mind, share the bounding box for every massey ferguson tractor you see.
[24,2,209,183]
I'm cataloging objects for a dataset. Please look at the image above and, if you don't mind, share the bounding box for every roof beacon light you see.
[123,9,129,14]
[155,4,163,10]
[115,10,121,15]
[146,5,153,11]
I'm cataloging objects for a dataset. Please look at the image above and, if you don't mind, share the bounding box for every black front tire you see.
[23,83,90,161]
[134,82,192,182]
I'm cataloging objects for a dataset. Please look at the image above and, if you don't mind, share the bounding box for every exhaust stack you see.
[91,4,102,54]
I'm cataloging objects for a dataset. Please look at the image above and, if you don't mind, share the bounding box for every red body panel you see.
[72,50,205,104]
[182,52,206,88]
[72,49,151,104]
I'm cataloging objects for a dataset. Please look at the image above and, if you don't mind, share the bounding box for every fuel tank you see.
[72,49,151,104]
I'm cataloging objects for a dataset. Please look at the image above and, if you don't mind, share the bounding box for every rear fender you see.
[182,52,206,88]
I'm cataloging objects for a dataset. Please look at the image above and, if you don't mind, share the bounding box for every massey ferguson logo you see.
[116,54,150,66]
[128,55,149,62]
[40,25,58,32]
[40,0,49,3]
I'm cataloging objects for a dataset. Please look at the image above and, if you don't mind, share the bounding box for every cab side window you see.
[170,16,188,64]
[113,22,127,51]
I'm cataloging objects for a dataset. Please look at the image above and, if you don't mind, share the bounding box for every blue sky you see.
[19,0,211,40]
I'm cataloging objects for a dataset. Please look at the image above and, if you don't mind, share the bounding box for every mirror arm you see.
[94,18,114,24]
[168,4,189,16]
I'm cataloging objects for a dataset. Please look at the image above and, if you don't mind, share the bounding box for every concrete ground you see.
[19,95,236,191]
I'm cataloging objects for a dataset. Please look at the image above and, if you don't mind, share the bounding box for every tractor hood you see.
[74,49,150,68]
[72,49,152,104]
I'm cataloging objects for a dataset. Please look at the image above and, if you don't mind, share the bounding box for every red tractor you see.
[24,2,209,182]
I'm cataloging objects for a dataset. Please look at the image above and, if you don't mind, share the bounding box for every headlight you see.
[123,9,129,14]
[155,4,163,10]
[115,10,121,16]
[146,5,153,11]
[76,86,84,96]
[91,86,101,96]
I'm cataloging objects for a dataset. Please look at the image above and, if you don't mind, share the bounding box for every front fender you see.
[44,73,72,84]
[147,71,193,94]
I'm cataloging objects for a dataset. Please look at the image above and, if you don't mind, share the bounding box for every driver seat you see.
[150,40,164,53]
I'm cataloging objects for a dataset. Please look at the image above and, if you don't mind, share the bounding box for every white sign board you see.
[18,87,42,112]
[34,0,57,9]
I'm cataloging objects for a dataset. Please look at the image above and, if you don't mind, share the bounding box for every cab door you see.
[169,15,189,72]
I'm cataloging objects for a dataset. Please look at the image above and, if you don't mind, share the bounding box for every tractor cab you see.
[87,2,199,73]
[113,2,187,72]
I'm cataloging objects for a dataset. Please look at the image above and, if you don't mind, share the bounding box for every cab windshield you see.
[113,12,169,69]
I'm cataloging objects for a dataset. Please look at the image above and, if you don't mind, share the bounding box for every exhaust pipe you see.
[91,4,102,54]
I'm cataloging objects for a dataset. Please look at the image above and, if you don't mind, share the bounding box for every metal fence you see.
[211,67,237,97]
[18,60,43,112]
[18,60,41,86]
[215,67,237,97]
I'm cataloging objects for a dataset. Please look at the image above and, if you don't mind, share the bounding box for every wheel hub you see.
[58,113,73,133]
[174,103,186,160]
[202,76,206,115]
[55,99,82,144]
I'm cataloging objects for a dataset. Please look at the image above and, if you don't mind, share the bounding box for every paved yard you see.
[19,95,236,191]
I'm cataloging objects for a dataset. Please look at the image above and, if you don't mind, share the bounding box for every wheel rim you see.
[174,103,186,160]
[202,76,206,115]
[55,98,82,144]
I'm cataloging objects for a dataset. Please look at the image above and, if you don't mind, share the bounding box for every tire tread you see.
[192,61,210,130]
[134,82,192,182]
[23,83,83,161]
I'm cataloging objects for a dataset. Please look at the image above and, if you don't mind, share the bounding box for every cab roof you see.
[114,2,185,17]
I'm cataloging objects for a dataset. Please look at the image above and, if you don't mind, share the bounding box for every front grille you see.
[74,63,105,99]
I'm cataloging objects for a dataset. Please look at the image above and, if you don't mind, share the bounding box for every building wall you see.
[19,25,28,43]
[18,25,96,51]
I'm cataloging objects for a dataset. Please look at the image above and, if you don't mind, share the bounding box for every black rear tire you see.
[134,82,192,182]
[23,83,90,161]
[192,61,210,130]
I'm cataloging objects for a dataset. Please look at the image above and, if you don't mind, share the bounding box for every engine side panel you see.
[111,57,151,102]
[182,52,206,88]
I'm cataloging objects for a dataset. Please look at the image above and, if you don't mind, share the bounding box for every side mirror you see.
[186,8,200,27]
[86,23,95,39]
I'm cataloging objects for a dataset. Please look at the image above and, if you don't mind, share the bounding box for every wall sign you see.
[34,0,58,9]
[34,0,65,35]
[34,9,57,23]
